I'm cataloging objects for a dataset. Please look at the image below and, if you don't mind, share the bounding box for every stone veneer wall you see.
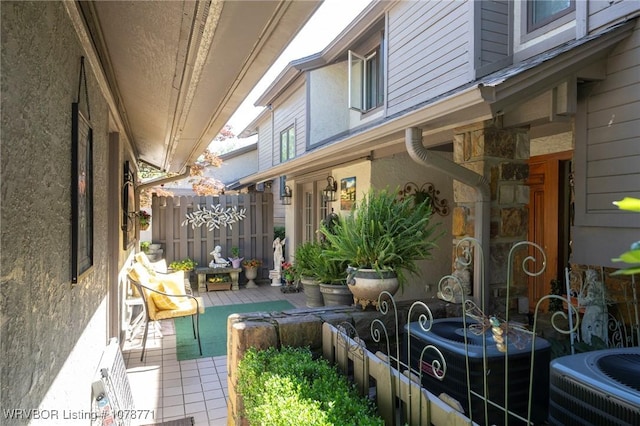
[226,301,448,425]
[452,119,531,312]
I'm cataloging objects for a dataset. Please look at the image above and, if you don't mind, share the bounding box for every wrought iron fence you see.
[323,238,640,425]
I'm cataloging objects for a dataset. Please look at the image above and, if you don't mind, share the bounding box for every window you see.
[280,126,295,162]
[528,0,574,32]
[348,46,384,113]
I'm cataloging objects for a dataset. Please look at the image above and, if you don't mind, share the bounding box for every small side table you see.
[195,267,242,292]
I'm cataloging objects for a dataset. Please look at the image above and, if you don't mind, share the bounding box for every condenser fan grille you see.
[597,353,640,391]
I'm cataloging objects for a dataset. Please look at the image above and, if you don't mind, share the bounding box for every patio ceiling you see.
[78,0,320,173]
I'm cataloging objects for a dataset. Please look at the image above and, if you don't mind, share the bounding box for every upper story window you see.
[280,126,295,162]
[528,0,575,32]
[348,45,384,113]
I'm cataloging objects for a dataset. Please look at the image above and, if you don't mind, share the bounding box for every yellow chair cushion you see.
[150,282,180,310]
[152,297,204,321]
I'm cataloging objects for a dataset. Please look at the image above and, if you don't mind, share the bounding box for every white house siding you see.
[386,0,471,116]
[308,63,349,145]
[589,0,640,33]
[270,84,306,167]
[476,0,510,75]
[572,19,640,266]
[257,115,273,172]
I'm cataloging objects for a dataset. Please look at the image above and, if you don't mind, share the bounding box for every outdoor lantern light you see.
[281,185,292,205]
[322,176,338,202]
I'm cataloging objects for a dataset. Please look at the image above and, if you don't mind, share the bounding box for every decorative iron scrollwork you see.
[398,182,450,216]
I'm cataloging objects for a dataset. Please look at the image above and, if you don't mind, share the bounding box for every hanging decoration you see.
[181,204,246,230]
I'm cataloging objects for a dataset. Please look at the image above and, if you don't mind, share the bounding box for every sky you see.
[209,0,372,152]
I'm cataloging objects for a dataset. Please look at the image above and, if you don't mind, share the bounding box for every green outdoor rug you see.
[174,300,295,360]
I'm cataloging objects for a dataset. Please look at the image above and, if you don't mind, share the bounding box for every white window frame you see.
[348,49,382,113]
[280,125,295,163]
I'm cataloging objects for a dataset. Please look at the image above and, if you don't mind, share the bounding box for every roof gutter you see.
[405,127,490,308]
[136,166,192,197]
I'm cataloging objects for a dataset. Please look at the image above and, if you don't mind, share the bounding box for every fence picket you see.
[151,194,273,277]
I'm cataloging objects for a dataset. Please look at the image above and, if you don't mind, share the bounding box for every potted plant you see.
[242,258,262,288]
[294,241,324,307]
[138,210,151,230]
[168,257,197,282]
[321,187,441,309]
[317,251,353,306]
[281,261,297,286]
[228,246,243,268]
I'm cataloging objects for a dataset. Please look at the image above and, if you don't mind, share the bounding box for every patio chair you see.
[128,262,204,361]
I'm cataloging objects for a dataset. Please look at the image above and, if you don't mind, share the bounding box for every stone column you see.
[452,118,530,311]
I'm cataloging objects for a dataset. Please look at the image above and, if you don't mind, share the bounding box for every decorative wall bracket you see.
[398,182,450,216]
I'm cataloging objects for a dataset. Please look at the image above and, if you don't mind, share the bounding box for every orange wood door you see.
[527,151,572,312]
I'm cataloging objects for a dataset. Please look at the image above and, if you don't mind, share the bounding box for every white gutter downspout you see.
[135,166,192,234]
[136,166,192,196]
[406,127,491,308]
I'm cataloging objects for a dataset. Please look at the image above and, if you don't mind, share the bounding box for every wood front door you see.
[527,151,573,312]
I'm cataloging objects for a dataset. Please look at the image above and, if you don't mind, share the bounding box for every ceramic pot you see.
[319,283,353,306]
[347,268,399,310]
[244,266,258,288]
[229,257,243,268]
[301,276,324,307]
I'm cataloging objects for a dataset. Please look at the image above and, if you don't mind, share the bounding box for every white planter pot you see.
[348,268,399,310]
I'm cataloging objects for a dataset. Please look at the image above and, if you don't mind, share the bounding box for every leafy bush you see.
[237,346,383,426]
[274,226,286,241]
[169,257,197,271]
[294,241,323,278]
[321,187,441,288]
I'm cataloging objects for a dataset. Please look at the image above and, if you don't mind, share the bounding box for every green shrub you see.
[237,346,384,426]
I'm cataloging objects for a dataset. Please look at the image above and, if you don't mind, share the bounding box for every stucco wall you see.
[327,155,454,302]
[308,63,349,145]
[370,152,454,301]
[1,2,113,423]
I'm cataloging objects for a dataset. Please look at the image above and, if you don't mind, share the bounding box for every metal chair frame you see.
[130,279,202,361]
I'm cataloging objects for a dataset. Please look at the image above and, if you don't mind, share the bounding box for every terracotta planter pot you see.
[301,276,324,307]
[319,283,353,306]
[347,268,399,310]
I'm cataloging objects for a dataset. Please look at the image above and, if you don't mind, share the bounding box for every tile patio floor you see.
[122,284,307,426]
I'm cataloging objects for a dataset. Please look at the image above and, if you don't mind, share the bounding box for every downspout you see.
[134,166,192,240]
[405,127,491,308]
[135,165,192,195]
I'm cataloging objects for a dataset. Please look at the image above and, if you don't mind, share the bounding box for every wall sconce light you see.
[322,176,338,202]
[281,185,292,205]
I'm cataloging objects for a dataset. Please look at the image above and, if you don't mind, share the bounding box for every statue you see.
[209,245,229,267]
[273,237,285,271]
[578,269,608,345]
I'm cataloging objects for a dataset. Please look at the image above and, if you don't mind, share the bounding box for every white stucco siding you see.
[370,152,454,301]
[308,63,349,146]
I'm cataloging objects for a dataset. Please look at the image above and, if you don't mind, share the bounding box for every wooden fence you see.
[151,194,274,276]
[322,323,475,426]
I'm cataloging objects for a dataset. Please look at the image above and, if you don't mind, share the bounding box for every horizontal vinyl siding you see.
[589,0,640,33]
[271,85,306,167]
[479,0,510,67]
[584,21,640,214]
[386,0,472,116]
[257,117,273,172]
